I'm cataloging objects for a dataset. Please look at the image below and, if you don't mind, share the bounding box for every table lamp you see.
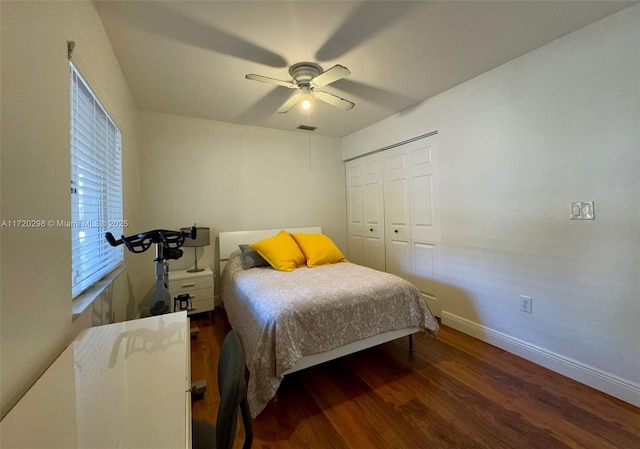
[180,226,210,272]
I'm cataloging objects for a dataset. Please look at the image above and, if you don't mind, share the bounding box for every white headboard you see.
[219,226,322,264]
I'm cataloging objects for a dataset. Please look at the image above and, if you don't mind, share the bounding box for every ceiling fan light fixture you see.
[300,85,312,110]
[246,62,354,114]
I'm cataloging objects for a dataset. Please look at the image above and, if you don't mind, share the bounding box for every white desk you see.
[1,312,191,449]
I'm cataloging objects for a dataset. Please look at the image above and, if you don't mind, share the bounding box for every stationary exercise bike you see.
[106,227,196,315]
[106,226,209,399]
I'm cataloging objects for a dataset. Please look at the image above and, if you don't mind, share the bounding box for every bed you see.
[219,227,439,417]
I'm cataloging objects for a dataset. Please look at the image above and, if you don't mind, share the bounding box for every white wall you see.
[0,1,142,417]
[343,5,640,405]
[138,112,347,298]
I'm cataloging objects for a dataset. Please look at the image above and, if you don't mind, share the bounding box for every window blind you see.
[70,62,123,297]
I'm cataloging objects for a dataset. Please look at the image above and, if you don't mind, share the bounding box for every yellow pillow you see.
[250,230,306,272]
[290,233,347,268]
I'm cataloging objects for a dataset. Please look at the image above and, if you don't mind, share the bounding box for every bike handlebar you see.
[105,226,197,254]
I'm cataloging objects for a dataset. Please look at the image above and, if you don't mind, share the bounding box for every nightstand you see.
[168,266,214,316]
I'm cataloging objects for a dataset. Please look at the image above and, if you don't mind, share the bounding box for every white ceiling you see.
[95,1,636,137]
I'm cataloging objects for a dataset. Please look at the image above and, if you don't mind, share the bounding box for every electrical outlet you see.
[520,295,532,314]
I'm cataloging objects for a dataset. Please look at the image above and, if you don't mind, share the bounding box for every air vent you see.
[297,125,316,131]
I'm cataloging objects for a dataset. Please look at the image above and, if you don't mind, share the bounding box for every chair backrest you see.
[216,330,253,449]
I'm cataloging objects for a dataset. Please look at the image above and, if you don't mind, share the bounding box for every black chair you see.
[192,330,253,449]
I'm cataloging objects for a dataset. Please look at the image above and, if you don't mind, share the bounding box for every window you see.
[70,62,123,298]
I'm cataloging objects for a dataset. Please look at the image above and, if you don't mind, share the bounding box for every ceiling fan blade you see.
[315,2,417,62]
[277,93,302,113]
[311,65,351,88]
[246,74,296,89]
[314,91,355,110]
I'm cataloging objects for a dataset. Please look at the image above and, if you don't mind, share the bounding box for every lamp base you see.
[187,247,204,273]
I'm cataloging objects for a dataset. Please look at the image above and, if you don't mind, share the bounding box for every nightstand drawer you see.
[169,276,212,293]
[190,294,215,314]
[177,287,213,303]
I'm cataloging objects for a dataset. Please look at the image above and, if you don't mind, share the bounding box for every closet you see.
[346,133,440,314]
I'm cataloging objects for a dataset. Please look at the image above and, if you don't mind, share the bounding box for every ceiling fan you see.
[246,62,355,113]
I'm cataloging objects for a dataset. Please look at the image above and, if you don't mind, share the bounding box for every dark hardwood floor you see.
[190,310,640,449]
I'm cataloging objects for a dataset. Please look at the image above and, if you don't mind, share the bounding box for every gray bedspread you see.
[221,250,439,417]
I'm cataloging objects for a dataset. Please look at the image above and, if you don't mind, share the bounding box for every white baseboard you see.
[441,311,640,408]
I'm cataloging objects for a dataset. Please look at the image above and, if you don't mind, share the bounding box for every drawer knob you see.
[181,283,196,288]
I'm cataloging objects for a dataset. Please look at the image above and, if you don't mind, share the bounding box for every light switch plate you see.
[570,201,595,220]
